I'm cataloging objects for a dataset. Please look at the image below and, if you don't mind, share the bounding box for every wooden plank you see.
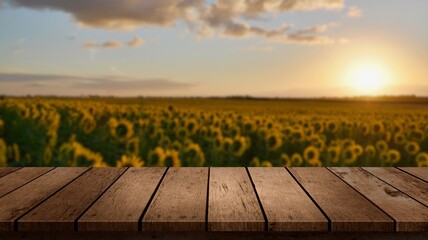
[78,167,166,231]
[330,167,428,232]
[363,167,428,206]
[0,167,21,178]
[18,168,126,231]
[398,168,428,182]
[141,168,208,232]
[208,168,264,231]
[288,167,394,232]
[0,168,88,232]
[248,167,328,231]
[0,167,53,198]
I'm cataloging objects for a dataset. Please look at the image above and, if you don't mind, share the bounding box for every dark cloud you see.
[7,0,345,44]
[0,72,194,91]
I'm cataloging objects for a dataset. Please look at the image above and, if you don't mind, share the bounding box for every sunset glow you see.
[347,60,391,95]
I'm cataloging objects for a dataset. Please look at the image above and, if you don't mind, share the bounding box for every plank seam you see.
[0,167,56,199]
[327,167,397,232]
[14,167,92,232]
[74,167,130,231]
[205,167,210,232]
[361,167,428,208]
[138,167,169,231]
[245,167,268,231]
[395,167,428,184]
[0,167,22,179]
[285,167,332,232]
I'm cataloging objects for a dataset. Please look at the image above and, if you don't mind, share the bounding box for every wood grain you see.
[208,167,264,231]
[0,168,88,231]
[0,167,53,198]
[363,167,428,206]
[78,167,166,231]
[398,168,428,182]
[248,167,328,231]
[288,167,394,232]
[330,167,428,231]
[141,167,208,232]
[18,168,126,231]
[0,167,21,178]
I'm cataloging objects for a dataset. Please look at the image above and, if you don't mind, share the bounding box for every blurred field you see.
[0,97,427,167]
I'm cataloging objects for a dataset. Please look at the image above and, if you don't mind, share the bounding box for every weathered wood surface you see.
[363,167,428,206]
[0,168,88,231]
[330,167,428,231]
[248,167,328,231]
[0,167,427,234]
[141,167,208,231]
[0,167,21,178]
[208,167,264,231]
[78,167,166,231]
[0,167,53,198]
[288,167,394,232]
[18,168,126,231]
[398,167,428,182]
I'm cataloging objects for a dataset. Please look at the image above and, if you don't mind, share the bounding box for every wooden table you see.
[0,167,427,239]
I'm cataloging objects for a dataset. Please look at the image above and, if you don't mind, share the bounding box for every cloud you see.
[9,0,346,44]
[238,45,273,52]
[101,40,122,49]
[128,37,144,47]
[347,6,362,18]
[0,72,195,92]
[82,40,98,48]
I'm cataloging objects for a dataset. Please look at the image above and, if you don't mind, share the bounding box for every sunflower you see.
[249,157,260,167]
[410,130,425,142]
[171,141,182,151]
[416,152,428,167]
[364,145,376,159]
[326,121,338,133]
[393,134,406,145]
[12,143,20,163]
[387,149,401,164]
[303,146,320,163]
[0,119,4,135]
[184,143,205,167]
[342,147,357,165]
[232,136,248,157]
[372,121,384,135]
[222,137,233,152]
[261,161,273,167]
[126,137,140,155]
[375,140,388,153]
[280,153,292,167]
[405,141,420,155]
[353,145,364,157]
[313,121,323,134]
[0,138,6,167]
[147,147,166,166]
[265,132,282,151]
[164,150,181,167]
[109,118,134,140]
[361,124,370,136]
[116,155,144,167]
[327,146,340,163]
[291,153,303,166]
[175,127,189,140]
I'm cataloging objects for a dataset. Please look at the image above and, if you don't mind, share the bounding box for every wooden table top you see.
[0,167,427,233]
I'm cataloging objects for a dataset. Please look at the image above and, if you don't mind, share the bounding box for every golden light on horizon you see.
[346,60,392,95]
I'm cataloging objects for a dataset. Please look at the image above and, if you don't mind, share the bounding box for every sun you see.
[346,60,391,95]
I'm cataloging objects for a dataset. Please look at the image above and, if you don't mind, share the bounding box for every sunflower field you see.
[0,97,427,167]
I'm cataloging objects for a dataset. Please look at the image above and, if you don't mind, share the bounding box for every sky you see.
[0,0,427,97]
